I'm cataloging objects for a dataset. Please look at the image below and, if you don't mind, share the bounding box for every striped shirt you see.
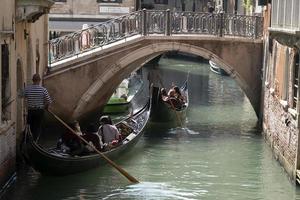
[24,85,52,109]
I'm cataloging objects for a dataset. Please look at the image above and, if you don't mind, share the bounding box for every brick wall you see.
[263,88,298,179]
[0,122,16,189]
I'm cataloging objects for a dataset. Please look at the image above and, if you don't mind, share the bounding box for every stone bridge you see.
[44,10,263,121]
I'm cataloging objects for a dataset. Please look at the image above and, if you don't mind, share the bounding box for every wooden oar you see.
[48,109,139,184]
[167,98,185,128]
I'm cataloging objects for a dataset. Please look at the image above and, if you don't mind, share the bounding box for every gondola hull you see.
[209,60,229,76]
[23,100,151,176]
[103,101,131,114]
[103,76,144,114]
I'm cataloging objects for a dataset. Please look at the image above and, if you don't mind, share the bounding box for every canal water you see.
[3,55,300,200]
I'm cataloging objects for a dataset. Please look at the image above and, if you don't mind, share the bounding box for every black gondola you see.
[209,60,229,76]
[22,99,151,176]
[150,79,189,127]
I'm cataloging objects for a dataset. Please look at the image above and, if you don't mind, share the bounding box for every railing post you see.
[219,12,224,37]
[181,13,187,33]
[142,8,147,36]
[165,9,171,36]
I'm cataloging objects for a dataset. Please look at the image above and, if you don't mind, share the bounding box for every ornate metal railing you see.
[49,9,263,65]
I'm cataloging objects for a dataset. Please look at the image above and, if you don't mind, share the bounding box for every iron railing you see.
[49,9,263,65]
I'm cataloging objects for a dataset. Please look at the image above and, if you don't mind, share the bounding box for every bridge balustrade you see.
[48,9,263,65]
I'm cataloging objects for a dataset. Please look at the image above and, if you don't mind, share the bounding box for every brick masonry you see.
[263,88,298,180]
[0,123,16,190]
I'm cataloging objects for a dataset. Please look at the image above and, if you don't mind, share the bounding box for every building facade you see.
[262,0,300,183]
[0,0,53,192]
[141,0,211,12]
[140,0,251,14]
[49,0,136,35]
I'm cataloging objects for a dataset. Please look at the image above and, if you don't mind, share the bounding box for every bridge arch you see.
[72,41,261,119]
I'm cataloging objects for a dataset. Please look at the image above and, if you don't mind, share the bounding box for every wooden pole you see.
[168,99,184,128]
[48,110,139,183]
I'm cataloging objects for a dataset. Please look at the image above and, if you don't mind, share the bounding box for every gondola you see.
[22,98,151,176]
[103,74,144,114]
[150,79,189,127]
[209,60,229,76]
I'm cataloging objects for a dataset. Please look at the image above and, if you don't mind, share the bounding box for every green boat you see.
[103,75,143,114]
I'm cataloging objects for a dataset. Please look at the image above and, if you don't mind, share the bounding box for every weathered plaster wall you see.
[262,40,299,181]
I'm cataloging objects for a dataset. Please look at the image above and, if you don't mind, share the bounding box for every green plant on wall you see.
[243,0,253,13]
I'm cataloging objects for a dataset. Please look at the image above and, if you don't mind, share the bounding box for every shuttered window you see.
[292,52,299,109]
[1,44,11,121]
[273,42,291,101]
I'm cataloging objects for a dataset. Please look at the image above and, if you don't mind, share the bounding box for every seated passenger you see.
[165,85,184,109]
[167,87,176,98]
[173,86,185,103]
[98,115,121,148]
[82,123,104,151]
[160,88,168,101]
[58,121,84,155]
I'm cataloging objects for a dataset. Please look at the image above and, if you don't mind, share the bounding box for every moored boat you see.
[103,75,143,114]
[209,60,229,76]
[22,99,151,176]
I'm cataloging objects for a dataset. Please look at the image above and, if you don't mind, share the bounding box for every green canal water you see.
[3,55,300,200]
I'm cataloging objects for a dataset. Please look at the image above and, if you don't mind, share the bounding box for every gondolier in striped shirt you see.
[24,73,52,140]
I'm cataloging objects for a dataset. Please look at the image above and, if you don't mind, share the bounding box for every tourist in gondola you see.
[82,123,104,151]
[166,85,185,109]
[98,115,121,149]
[160,88,168,101]
[173,86,185,104]
[57,120,84,155]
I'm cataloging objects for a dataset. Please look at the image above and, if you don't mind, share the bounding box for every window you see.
[1,44,11,121]
[271,42,278,89]
[271,0,300,30]
[282,48,290,100]
[97,0,122,3]
[292,51,299,109]
[274,43,288,99]
[154,0,168,4]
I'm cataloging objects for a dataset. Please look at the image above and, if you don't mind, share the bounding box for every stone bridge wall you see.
[44,35,263,121]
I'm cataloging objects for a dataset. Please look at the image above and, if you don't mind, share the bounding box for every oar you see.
[48,109,139,184]
[167,98,185,128]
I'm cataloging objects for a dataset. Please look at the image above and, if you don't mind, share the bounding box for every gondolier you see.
[24,73,52,140]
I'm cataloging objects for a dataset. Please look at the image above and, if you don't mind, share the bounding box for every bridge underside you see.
[44,36,263,121]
